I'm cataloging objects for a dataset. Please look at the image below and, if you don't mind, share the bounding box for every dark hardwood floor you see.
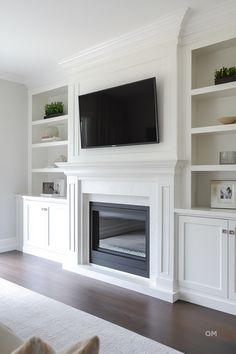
[0,251,235,354]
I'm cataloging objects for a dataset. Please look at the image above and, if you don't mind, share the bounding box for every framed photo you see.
[53,179,65,197]
[41,180,65,197]
[211,180,236,209]
[42,182,55,195]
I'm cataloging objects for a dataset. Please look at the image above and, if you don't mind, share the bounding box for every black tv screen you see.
[78,77,159,148]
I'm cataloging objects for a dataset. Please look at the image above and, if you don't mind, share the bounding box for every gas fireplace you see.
[90,202,149,277]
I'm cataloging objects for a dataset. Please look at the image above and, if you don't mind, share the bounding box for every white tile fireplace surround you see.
[59,160,181,303]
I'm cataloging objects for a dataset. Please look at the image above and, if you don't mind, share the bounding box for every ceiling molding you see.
[58,7,189,75]
[0,71,25,85]
[181,0,236,45]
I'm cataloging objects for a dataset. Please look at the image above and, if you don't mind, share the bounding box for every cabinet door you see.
[179,216,228,298]
[229,220,236,301]
[47,205,67,253]
[25,202,48,248]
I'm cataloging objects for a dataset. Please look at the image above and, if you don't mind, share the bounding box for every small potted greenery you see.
[44,101,64,119]
[215,66,236,85]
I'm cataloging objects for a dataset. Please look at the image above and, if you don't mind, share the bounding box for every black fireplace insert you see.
[90,202,149,277]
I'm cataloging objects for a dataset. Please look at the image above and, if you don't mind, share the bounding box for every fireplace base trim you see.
[62,262,178,303]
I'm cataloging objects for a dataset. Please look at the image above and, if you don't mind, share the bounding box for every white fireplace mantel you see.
[56,159,185,178]
[60,159,185,303]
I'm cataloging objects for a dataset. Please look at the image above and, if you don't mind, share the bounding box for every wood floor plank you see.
[0,251,235,354]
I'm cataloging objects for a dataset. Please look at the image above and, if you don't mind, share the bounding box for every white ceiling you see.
[0,0,231,85]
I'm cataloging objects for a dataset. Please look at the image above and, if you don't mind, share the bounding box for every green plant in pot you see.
[215,66,236,85]
[44,101,64,119]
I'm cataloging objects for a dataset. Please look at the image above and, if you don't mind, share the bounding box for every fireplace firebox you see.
[90,202,149,277]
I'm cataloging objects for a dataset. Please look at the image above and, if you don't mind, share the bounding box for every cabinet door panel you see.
[47,205,67,253]
[179,216,228,297]
[229,220,236,301]
[26,202,48,248]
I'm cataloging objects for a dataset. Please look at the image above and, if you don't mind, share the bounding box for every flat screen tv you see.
[78,77,159,148]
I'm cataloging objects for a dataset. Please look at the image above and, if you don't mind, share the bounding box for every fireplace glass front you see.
[90,202,149,277]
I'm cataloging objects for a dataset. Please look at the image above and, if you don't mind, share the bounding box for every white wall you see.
[0,79,27,251]
[68,42,179,164]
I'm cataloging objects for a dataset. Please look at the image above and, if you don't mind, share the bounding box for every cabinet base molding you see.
[0,237,20,253]
[178,288,236,316]
[22,245,64,263]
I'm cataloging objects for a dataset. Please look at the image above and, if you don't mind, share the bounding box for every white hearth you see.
[59,160,182,302]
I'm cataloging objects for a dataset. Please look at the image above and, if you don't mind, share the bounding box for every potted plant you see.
[215,66,236,85]
[44,101,64,119]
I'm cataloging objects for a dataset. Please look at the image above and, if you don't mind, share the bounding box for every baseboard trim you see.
[63,262,177,303]
[22,245,64,263]
[0,237,19,253]
[178,288,236,315]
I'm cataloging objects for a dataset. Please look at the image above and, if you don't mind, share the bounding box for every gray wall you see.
[0,79,27,247]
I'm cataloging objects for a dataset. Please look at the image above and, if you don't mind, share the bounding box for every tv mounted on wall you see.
[78,77,159,148]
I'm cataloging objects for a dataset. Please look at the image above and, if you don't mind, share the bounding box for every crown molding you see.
[58,7,189,75]
[0,71,25,85]
[181,0,236,46]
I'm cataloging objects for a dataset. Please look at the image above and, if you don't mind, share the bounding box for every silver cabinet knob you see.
[229,230,235,235]
[222,229,228,234]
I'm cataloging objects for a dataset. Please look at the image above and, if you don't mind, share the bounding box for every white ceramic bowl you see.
[218,116,236,124]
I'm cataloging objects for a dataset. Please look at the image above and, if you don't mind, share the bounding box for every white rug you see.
[0,278,182,354]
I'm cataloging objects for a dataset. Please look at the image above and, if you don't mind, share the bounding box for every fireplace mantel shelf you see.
[56,159,186,178]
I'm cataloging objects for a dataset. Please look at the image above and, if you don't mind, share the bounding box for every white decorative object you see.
[43,126,59,138]
[53,179,65,197]
[41,137,62,142]
[53,155,67,166]
[218,116,236,124]
[41,126,62,142]
[219,151,236,164]
[211,180,236,209]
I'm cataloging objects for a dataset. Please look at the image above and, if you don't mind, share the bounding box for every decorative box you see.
[219,151,236,164]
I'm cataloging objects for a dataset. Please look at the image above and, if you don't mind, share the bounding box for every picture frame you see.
[53,179,65,197]
[211,180,236,209]
[41,180,65,197]
[42,182,55,196]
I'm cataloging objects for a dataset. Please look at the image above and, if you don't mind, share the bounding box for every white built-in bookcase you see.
[190,38,236,208]
[29,85,69,197]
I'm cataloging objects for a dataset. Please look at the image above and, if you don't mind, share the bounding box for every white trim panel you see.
[0,237,19,253]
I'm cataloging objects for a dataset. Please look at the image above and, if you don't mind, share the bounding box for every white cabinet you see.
[229,220,236,301]
[179,216,228,298]
[178,213,236,308]
[23,198,68,261]
[47,205,67,253]
[26,202,48,249]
